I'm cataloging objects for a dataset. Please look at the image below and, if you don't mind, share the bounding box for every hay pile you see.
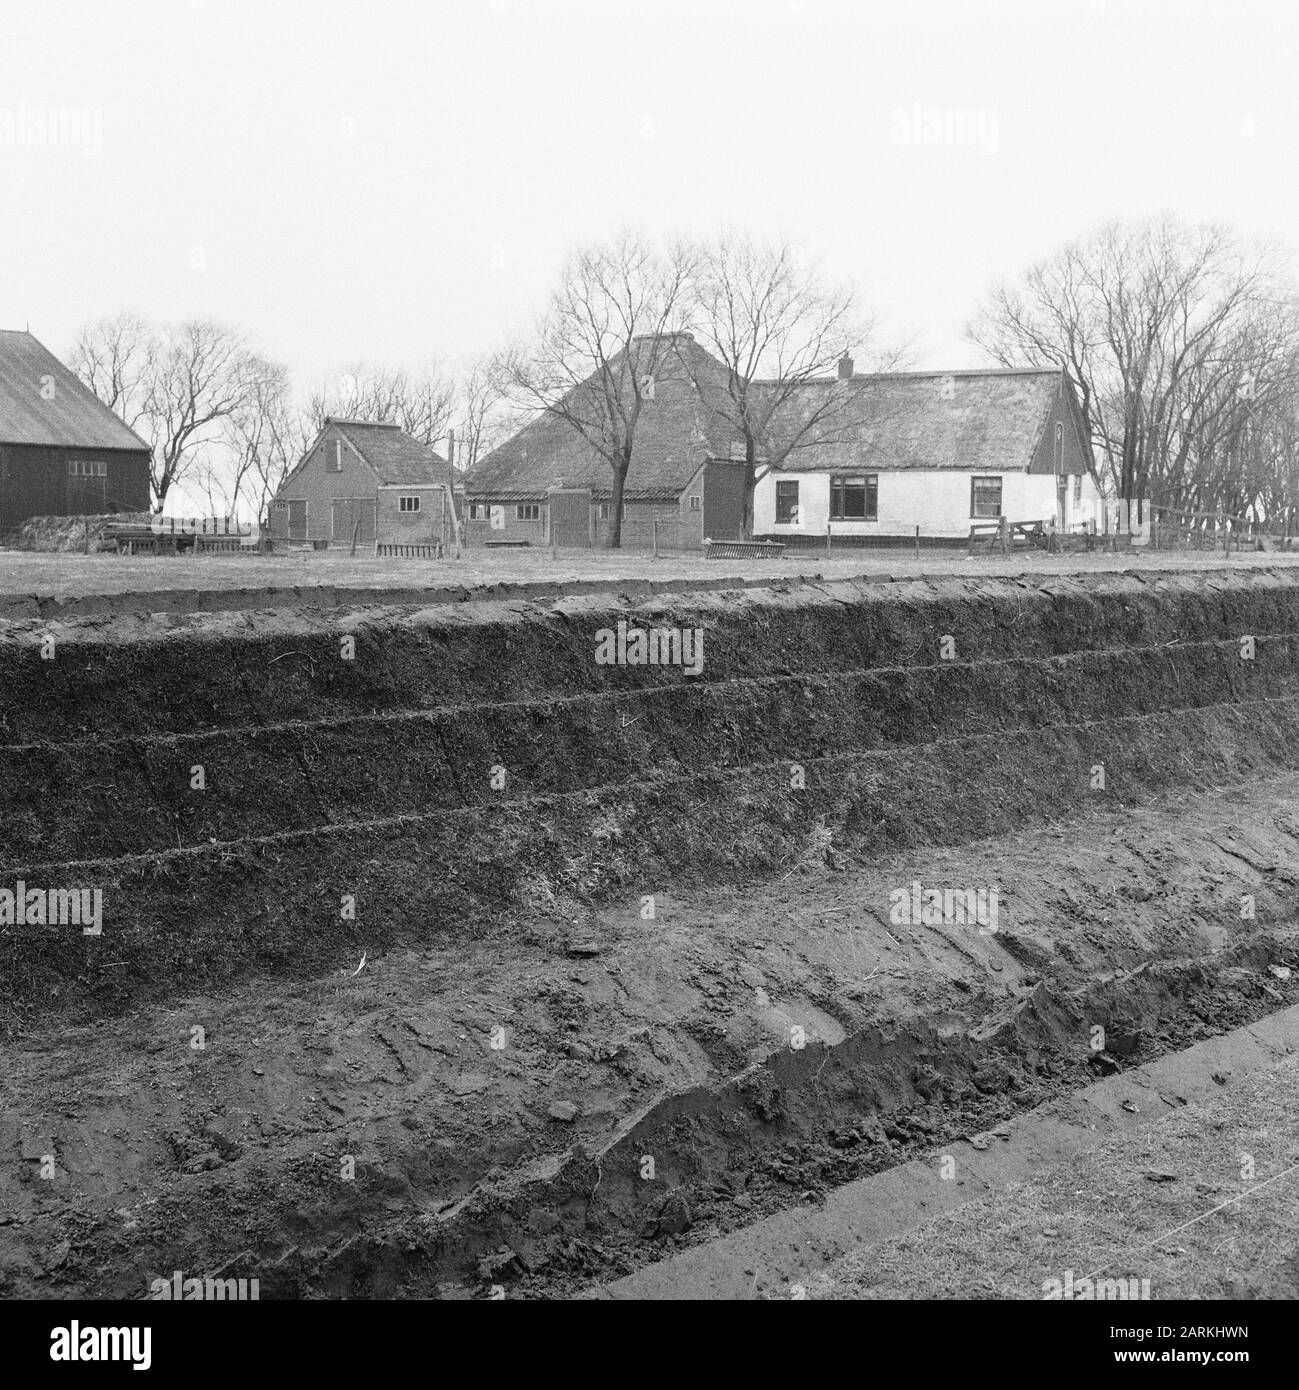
[4,512,152,552]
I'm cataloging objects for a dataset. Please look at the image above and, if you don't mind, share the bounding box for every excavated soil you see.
[2,568,1299,1298]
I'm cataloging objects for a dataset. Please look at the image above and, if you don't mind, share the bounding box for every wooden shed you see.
[269,418,454,553]
[0,329,152,535]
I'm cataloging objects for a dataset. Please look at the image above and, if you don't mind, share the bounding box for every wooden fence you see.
[1147,506,1292,555]
[375,542,443,559]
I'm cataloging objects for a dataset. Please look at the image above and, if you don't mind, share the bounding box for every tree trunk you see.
[742,441,758,541]
[606,453,630,549]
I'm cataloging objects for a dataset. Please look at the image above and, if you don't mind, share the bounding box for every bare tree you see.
[71,316,288,510]
[453,354,514,474]
[68,313,154,440]
[969,215,1297,513]
[967,238,1103,480]
[212,364,302,522]
[145,322,284,508]
[496,231,696,548]
[305,362,456,450]
[686,232,886,536]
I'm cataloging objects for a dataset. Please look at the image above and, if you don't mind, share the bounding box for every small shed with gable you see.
[269,418,454,552]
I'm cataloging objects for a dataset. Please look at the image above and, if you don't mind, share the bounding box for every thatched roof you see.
[767,368,1068,472]
[467,333,736,500]
[469,342,1074,501]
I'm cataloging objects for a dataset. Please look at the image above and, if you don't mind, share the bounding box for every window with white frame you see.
[516,504,540,522]
[398,495,420,513]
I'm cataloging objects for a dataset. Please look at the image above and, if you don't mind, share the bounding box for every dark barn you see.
[0,329,152,536]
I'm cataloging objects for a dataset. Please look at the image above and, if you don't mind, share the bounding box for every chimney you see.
[837,352,854,381]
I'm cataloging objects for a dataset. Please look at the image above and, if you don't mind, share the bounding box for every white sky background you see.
[1,0,1294,386]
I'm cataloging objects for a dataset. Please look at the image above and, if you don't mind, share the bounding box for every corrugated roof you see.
[768,368,1066,473]
[466,335,734,498]
[0,330,151,451]
[327,419,451,487]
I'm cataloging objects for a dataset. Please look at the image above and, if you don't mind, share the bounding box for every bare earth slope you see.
[2,568,1298,1298]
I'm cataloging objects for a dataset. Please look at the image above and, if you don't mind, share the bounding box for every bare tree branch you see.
[496,230,696,548]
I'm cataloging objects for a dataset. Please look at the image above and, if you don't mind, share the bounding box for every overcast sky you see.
[1,0,1293,385]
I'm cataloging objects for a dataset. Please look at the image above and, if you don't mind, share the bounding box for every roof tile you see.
[328,419,451,487]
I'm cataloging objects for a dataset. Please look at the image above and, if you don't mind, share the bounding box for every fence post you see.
[914,524,920,559]
[826,522,831,558]
[653,518,659,559]
[350,518,359,558]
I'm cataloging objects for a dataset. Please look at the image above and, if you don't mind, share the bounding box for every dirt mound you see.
[4,568,1299,1299]
[4,568,1299,1025]
[2,780,1296,1300]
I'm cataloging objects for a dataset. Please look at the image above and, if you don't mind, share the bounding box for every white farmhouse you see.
[754,362,1101,547]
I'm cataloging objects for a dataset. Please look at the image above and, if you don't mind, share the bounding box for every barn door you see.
[331,498,376,545]
[547,487,592,547]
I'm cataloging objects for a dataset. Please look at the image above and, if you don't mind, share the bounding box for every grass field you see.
[2,542,1299,602]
